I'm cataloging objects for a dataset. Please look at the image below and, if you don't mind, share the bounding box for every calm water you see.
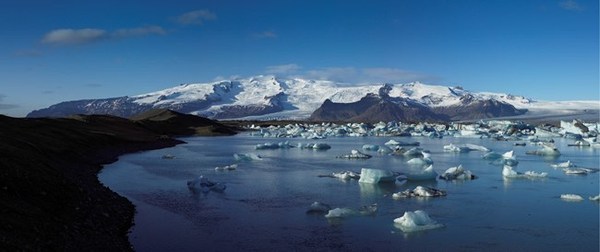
[99,135,600,251]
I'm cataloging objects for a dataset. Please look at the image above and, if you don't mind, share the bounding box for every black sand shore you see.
[0,110,236,251]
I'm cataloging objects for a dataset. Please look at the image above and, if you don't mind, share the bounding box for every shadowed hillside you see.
[0,110,236,251]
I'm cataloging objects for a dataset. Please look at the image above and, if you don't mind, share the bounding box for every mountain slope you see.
[26,75,598,121]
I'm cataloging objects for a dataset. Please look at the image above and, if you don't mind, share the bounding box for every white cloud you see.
[304,67,358,82]
[41,26,167,46]
[362,68,426,83]
[265,64,301,74]
[41,28,107,45]
[559,0,583,11]
[112,26,166,38]
[176,9,217,25]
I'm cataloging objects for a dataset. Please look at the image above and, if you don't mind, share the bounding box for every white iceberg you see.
[406,152,434,165]
[332,171,361,180]
[563,167,598,175]
[306,201,332,215]
[215,164,238,171]
[392,186,447,199]
[393,210,444,233]
[362,144,380,151]
[560,194,584,201]
[187,176,226,193]
[589,195,600,201]
[337,149,372,159]
[550,160,575,168]
[502,165,547,179]
[439,165,476,180]
[526,144,561,156]
[233,153,262,161]
[358,168,396,184]
[324,204,378,218]
[405,165,438,181]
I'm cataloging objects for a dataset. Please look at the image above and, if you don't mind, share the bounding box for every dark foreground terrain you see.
[0,109,235,251]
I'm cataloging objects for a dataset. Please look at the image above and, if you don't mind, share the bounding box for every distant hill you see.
[27,75,599,122]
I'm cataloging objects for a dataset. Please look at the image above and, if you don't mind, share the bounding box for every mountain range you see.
[27,75,598,122]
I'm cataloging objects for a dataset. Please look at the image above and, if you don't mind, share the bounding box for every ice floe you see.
[403,165,438,181]
[393,210,444,233]
[324,203,378,218]
[439,165,476,180]
[392,186,447,199]
[306,201,332,215]
[233,153,262,161]
[502,165,547,179]
[215,164,237,171]
[526,144,561,156]
[337,149,372,159]
[358,168,396,184]
[560,194,584,201]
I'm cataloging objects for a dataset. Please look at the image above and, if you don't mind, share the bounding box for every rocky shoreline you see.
[0,110,236,251]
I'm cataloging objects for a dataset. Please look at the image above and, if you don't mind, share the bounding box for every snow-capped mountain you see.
[26,75,599,122]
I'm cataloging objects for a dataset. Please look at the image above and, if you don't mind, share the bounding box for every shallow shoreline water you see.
[101,135,600,251]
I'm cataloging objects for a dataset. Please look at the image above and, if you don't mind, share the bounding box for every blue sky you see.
[0,0,598,116]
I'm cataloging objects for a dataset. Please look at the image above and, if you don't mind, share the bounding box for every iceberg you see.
[324,204,378,218]
[526,144,561,156]
[404,165,438,181]
[187,176,226,193]
[439,165,476,180]
[560,194,584,201]
[502,165,547,179]
[392,186,447,199]
[393,210,444,233]
[485,150,519,166]
[306,201,332,215]
[358,168,396,184]
[298,143,332,150]
[444,143,490,152]
[337,149,372,159]
[215,164,238,171]
[563,167,598,175]
[362,144,380,151]
[550,160,575,168]
[233,153,262,161]
[589,195,600,201]
[332,171,361,180]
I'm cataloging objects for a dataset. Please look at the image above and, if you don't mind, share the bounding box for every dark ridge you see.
[0,110,237,250]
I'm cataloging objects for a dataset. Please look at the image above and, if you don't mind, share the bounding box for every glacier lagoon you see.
[99,135,599,251]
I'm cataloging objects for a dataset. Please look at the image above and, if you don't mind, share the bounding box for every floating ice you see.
[404,165,438,181]
[392,186,447,199]
[161,154,175,159]
[298,143,332,150]
[560,194,584,201]
[215,164,238,171]
[439,165,476,180]
[255,141,295,150]
[406,156,434,165]
[332,171,361,180]
[306,201,332,215]
[503,165,547,179]
[550,160,575,168]
[526,144,561,156]
[563,167,598,175]
[187,176,226,193]
[393,210,444,233]
[337,149,372,159]
[589,195,600,201]
[362,144,380,151]
[324,203,378,218]
[234,153,262,161]
[393,147,428,158]
[444,143,490,153]
[358,168,396,184]
[485,150,519,166]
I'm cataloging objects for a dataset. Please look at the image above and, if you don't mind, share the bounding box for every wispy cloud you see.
[265,64,301,74]
[112,26,166,38]
[0,95,18,110]
[176,9,217,25]
[253,31,277,39]
[559,0,584,11]
[41,26,166,46]
[42,28,107,45]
